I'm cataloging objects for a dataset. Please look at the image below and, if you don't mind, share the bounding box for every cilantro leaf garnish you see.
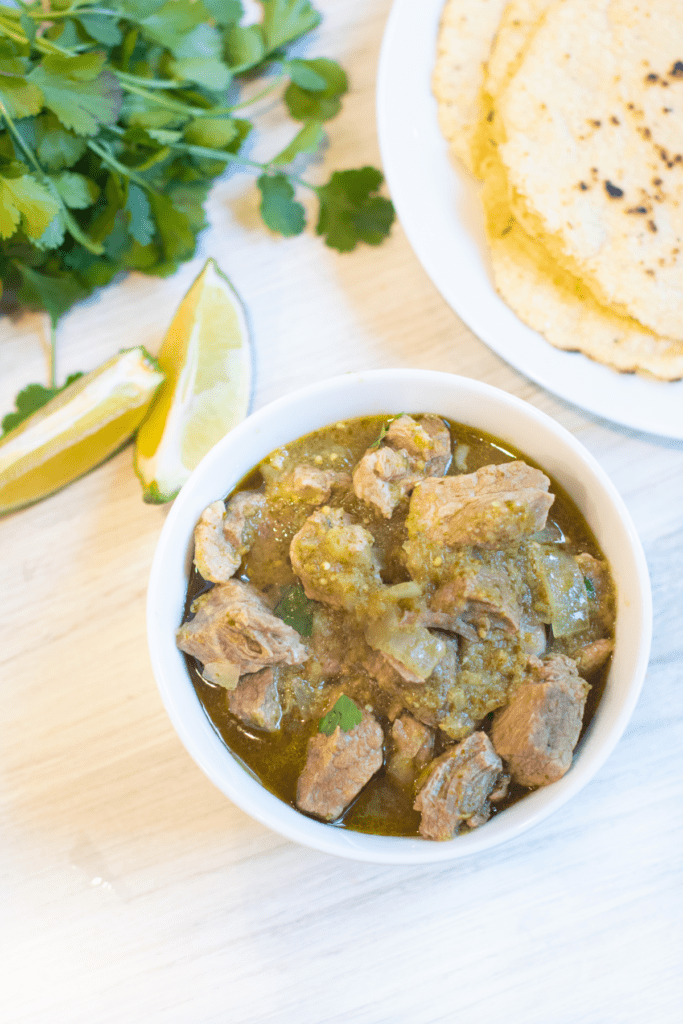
[257,173,306,237]
[319,695,363,736]
[273,582,314,637]
[368,415,402,450]
[284,59,347,122]
[316,168,396,252]
[1,374,84,437]
[584,577,596,598]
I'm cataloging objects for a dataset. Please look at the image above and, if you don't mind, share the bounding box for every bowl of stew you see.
[147,369,651,863]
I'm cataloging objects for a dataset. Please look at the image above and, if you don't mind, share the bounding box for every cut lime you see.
[134,258,253,504]
[0,347,164,516]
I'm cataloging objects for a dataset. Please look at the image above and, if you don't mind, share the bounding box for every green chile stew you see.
[177,414,616,840]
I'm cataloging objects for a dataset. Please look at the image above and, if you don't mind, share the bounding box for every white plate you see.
[376,0,683,440]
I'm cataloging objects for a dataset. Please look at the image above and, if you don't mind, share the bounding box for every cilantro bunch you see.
[0,0,395,331]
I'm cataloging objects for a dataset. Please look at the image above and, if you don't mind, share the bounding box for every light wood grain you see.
[2,3,683,1022]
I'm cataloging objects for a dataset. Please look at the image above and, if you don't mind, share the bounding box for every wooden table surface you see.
[2,3,682,1022]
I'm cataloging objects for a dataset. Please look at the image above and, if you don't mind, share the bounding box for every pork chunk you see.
[353,415,452,519]
[352,446,417,518]
[228,667,281,731]
[414,732,503,841]
[364,638,473,739]
[387,714,435,787]
[431,565,521,637]
[194,491,266,583]
[491,654,590,786]
[290,507,383,611]
[385,414,451,476]
[407,462,554,548]
[296,710,384,821]
[288,464,351,504]
[176,580,307,679]
[574,638,614,677]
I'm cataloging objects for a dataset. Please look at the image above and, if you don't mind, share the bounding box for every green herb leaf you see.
[0,165,60,241]
[316,167,395,252]
[225,24,265,73]
[368,422,390,450]
[19,11,37,48]
[184,116,239,150]
[79,14,123,47]
[0,57,44,120]
[125,183,155,245]
[169,25,231,91]
[28,56,123,137]
[584,577,596,598]
[1,373,83,438]
[16,263,89,327]
[319,695,363,736]
[49,171,99,210]
[273,583,314,636]
[34,114,88,171]
[271,120,325,165]
[262,0,321,54]
[284,58,347,122]
[202,0,244,27]
[257,172,305,236]
[285,59,327,92]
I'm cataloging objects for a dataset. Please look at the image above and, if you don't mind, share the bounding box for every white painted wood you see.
[1,3,682,1022]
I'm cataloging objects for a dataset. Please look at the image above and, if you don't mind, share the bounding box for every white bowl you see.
[147,369,652,864]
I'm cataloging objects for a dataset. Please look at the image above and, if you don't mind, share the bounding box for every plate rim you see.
[376,0,683,441]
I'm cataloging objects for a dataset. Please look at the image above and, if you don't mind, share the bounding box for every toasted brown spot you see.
[670,61,683,78]
[605,180,624,198]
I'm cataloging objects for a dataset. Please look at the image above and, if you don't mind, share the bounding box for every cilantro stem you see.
[49,318,57,390]
[3,5,118,20]
[87,139,161,194]
[0,15,74,56]
[113,77,220,118]
[114,70,191,92]
[227,72,287,112]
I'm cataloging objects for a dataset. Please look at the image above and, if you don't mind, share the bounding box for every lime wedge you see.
[0,347,164,516]
[134,258,253,504]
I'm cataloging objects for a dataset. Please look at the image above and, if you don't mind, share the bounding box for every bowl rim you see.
[147,368,652,864]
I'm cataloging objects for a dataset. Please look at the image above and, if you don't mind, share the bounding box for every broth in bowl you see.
[176,412,615,842]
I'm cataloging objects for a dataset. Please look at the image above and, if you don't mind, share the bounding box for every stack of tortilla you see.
[432,0,683,379]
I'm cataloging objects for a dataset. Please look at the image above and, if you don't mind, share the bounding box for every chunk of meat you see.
[407,462,554,548]
[228,667,281,731]
[352,446,417,518]
[176,580,307,678]
[490,654,590,786]
[364,638,474,739]
[289,507,383,611]
[574,638,614,677]
[288,464,351,504]
[431,565,521,637]
[296,709,384,821]
[387,714,435,787]
[353,416,452,519]
[414,732,503,841]
[385,414,451,476]
[575,553,616,634]
[193,491,266,583]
